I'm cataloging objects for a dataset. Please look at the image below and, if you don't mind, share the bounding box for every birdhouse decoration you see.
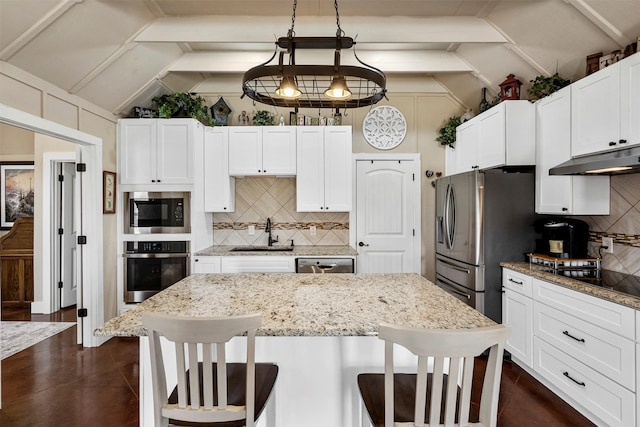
[499,74,522,100]
[211,96,232,125]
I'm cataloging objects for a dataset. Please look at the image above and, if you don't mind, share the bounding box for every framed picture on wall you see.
[1,162,35,229]
[103,171,116,214]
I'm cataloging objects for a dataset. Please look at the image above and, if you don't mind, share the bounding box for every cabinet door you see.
[503,289,533,367]
[262,127,296,175]
[477,104,506,169]
[118,119,156,184]
[193,256,221,273]
[296,127,325,211]
[156,119,194,184]
[444,145,457,176]
[228,127,262,175]
[620,53,640,148]
[323,126,352,211]
[204,127,235,212]
[571,63,621,156]
[455,121,478,172]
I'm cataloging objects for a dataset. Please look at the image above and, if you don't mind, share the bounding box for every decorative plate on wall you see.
[362,106,407,150]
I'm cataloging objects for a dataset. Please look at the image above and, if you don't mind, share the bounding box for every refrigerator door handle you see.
[437,257,471,274]
[436,277,471,300]
[444,183,456,249]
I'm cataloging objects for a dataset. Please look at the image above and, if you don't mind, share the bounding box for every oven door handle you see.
[123,253,190,259]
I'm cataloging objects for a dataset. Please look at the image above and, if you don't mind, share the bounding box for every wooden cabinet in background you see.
[0,217,34,307]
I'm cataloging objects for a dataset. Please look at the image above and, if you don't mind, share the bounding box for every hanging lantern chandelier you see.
[241,0,387,110]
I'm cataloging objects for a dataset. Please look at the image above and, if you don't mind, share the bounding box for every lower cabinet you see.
[502,268,637,426]
[192,256,221,273]
[220,256,295,273]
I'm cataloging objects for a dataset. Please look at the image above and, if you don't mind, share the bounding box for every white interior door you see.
[356,160,418,273]
[60,162,77,308]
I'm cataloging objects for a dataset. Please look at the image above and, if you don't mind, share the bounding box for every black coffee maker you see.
[534,218,590,258]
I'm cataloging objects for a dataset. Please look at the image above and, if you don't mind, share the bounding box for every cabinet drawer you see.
[503,268,533,297]
[220,256,295,273]
[193,256,221,274]
[534,337,635,427]
[533,279,635,339]
[534,302,635,390]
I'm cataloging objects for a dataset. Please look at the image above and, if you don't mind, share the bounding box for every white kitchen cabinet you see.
[535,86,609,214]
[448,101,534,175]
[220,256,295,273]
[296,126,352,212]
[228,126,296,176]
[572,53,640,156]
[203,127,235,212]
[502,269,533,367]
[192,256,221,273]
[118,118,196,185]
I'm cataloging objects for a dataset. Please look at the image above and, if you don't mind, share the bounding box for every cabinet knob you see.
[223,207,227,210]
[263,170,266,173]
[195,259,199,262]
[157,180,161,182]
[562,207,568,212]
[619,139,627,144]
[325,207,329,210]
[358,242,369,247]
[151,180,156,182]
[609,141,617,146]
[320,206,324,210]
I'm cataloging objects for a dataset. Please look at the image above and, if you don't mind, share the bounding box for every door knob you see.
[358,242,369,247]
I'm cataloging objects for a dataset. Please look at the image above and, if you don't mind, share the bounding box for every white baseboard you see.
[30,301,52,314]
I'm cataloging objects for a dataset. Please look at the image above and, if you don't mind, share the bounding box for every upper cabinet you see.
[572,53,640,156]
[228,126,296,176]
[203,127,235,212]
[118,119,196,185]
[448,101,535,175]
[535,86,609,215]
[296,126,352,212]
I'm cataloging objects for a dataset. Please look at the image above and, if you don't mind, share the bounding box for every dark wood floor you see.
[1,307,595,427]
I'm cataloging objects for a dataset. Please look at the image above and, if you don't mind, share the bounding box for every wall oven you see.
[124,192,190,234]
[123,241,190,303]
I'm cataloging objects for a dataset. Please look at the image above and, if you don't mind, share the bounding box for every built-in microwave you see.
[124,192,190,234]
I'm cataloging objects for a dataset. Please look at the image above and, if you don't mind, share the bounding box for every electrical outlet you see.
[248,225,255,235]
[602,237,613,254]
[310,225,317,236]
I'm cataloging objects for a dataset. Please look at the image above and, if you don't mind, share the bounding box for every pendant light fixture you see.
[242,0,387,110]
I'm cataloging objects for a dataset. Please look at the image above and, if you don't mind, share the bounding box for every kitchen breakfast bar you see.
[95,273,495,427]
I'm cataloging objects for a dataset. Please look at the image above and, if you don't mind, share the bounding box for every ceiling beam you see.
[167,50,474,74]
[564,0,630,48]
[135,16,507,44]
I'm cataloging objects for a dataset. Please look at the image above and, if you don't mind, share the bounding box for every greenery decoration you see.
[152,92,216,126]
[252,110,275,126]
[527,73,570,102]
[436,116,462,148]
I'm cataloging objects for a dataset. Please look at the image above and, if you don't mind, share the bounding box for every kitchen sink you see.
[229,246,294,252]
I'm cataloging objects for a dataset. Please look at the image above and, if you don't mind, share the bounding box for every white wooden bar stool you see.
[143,312,278,427]
[358,323,510,427]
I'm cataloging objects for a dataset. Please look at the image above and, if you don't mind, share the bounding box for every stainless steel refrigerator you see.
[435,169,538,323]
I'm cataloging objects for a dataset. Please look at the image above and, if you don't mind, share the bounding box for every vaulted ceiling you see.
[1,0,639,118]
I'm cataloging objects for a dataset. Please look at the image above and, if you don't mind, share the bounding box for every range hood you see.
[549,146,640,175]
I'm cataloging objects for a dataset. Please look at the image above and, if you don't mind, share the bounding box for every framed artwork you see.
[103,171,116,214]
[1,162,35,229]
[289,112,297,126]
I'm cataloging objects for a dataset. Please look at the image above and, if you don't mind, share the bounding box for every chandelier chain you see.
[334,0,344,37]
[288,0,297,38]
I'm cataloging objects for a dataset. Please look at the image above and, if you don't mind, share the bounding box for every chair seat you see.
[358,373,480,427]
[168,362,278,427]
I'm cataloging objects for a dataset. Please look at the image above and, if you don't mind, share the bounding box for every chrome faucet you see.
[265,218,278,246]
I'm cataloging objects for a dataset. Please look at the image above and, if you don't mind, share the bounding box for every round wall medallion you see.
[362,106,407,150]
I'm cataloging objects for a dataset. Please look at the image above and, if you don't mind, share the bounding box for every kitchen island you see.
[96,273,494,427]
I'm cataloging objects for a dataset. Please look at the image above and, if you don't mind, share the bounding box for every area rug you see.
[1,321,75,360]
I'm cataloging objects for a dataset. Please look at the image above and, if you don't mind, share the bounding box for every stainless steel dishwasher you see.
[295,258,354,273]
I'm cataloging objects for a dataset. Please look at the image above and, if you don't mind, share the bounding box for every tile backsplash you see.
[578,174,640,275]
[212,177,349,246]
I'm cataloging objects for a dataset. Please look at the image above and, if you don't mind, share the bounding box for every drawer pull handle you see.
[563,371,586,387]
[562,330,585,343]
[508,278,523,285]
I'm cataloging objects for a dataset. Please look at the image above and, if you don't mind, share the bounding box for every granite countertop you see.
[501,262,640,310]
[95,273,494,338]
[195,245,358,257]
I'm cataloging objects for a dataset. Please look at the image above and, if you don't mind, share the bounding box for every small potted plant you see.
[527,73,570,102]
[152,92,216,126]
[436,116,462,148]
[252,110,275,126]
